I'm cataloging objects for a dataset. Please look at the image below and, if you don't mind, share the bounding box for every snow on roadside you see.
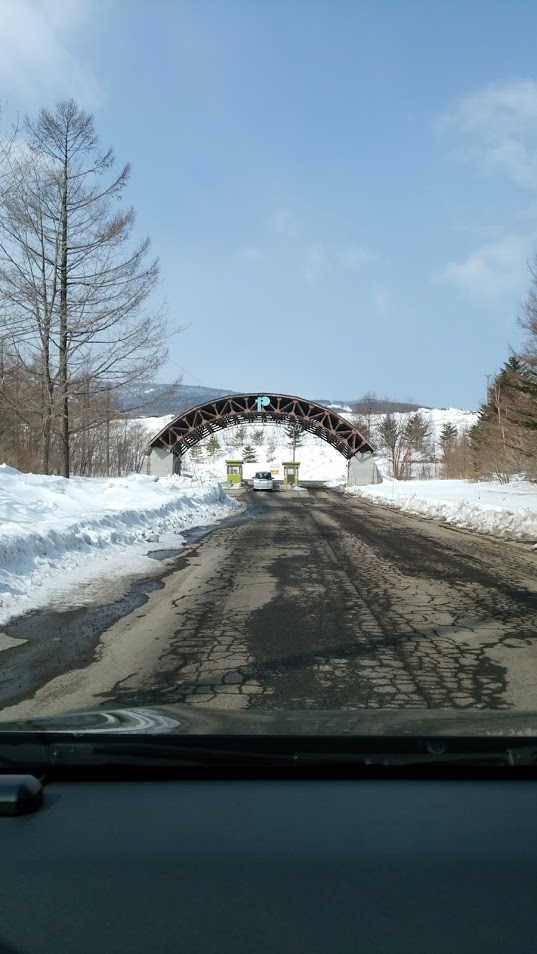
[346,478,537,543]
[0,465,239,626]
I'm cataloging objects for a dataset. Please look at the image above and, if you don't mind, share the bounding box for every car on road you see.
[252,471,274,491]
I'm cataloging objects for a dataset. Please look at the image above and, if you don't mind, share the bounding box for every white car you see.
[252,471,274,491]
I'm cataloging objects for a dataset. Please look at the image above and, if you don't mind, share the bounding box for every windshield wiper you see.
[1,735,537,774]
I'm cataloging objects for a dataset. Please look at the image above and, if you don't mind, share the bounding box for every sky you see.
[2,0,537,410]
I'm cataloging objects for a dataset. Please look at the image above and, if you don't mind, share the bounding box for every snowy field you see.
[0,465,239,626]
[347,478,537,544]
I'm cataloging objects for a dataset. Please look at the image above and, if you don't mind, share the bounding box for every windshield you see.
[0,0,536,746]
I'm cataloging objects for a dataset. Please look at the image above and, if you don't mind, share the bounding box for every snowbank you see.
[0,465,239,625]
[347,478,537,543]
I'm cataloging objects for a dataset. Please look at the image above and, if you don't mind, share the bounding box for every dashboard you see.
[1,776,536,953]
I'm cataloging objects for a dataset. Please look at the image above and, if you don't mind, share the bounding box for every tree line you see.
[449,276,537,483]
[352,265,537,484]
[0,99,178,478]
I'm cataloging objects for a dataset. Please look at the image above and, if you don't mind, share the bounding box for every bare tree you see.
[351,392,377,441]
[285,420,303,461]
[0,102,18,196]
[231,426,246,450]
[265,438,276,463]
[375,412,431,479]
[0,99,175,477]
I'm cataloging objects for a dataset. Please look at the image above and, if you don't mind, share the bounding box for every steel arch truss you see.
[148,393,374,459]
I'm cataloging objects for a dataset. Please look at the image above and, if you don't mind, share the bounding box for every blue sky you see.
[2,0,537,409]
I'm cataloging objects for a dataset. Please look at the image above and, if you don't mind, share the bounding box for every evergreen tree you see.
[206,435,221,459]
[439,423,457,454]
[467,357,537,482]
[242,443,257,463]
[439,422,470,478]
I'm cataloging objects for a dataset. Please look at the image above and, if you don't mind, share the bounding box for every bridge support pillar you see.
[146,447,175,477]
[347,452,382,487]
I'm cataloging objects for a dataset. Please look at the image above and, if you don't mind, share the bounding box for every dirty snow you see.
[347,477,537,543]
[0,465,239,626]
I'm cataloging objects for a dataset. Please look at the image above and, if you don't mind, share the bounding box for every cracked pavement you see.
[1,487,536,719]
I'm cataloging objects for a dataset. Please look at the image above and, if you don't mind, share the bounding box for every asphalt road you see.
[1,487,537,719]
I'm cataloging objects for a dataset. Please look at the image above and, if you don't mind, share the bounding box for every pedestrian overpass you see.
[144,393,382,486]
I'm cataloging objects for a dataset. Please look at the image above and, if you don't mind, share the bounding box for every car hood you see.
[1,705,537,736]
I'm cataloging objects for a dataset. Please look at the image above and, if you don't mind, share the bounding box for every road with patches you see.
[1,487,536,719]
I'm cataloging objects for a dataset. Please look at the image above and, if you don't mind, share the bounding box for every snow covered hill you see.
[367,406,478,441]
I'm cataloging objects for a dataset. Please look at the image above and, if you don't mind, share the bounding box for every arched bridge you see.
[147,393,374,459]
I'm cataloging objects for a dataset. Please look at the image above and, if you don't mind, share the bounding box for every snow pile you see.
[347,478,537,542]
[0,465,239,625]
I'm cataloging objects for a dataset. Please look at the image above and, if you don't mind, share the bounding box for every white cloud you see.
[435,234,530,301]
[373,287,391,315]
[237,246,266,262]
[0,0,102,108]
[341,244,380,269]
[450,223,504,241]
[303,246,324,284]
[269,206,297,234]
[441,79,537,188]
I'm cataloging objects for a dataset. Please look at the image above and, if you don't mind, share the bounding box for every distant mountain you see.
[118,384,428,418]
[346,398,429,415]
[315,399,428,415]
[118,383,239,416]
